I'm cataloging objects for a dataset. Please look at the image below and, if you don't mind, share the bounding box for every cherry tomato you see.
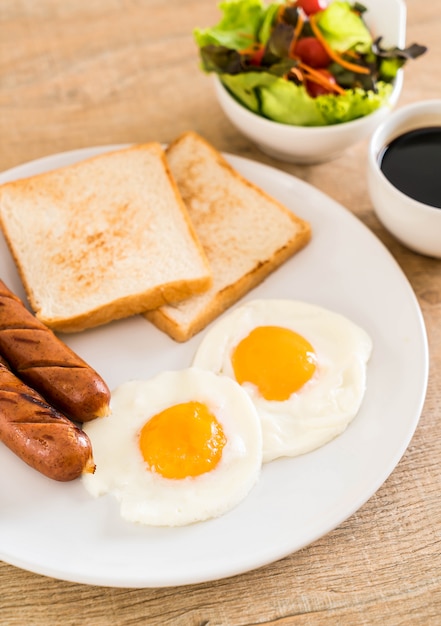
[294,37,331,68]
[296,0,328,15]
[305,69,337,97]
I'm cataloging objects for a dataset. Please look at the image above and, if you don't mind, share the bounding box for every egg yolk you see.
[231,325,317,401]
[139,401,226,480]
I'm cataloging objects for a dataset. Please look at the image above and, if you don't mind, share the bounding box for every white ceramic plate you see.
[0,147,428,588]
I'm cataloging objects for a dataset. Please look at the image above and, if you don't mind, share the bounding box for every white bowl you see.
[214,0,406,164]
[367,100,441,258]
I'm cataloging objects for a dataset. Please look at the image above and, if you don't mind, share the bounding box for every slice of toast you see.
[0,143,212,332]
[144,132,311,342]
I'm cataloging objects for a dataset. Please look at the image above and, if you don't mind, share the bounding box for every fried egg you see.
[82,368,262,526]
[192,299,373,462]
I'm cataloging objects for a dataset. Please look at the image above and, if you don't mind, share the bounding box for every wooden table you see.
[1,1,440,624]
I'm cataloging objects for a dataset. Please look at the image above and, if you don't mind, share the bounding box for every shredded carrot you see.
[240,42,264,55]
[309,14,370,75]
[288,11,305,57]
[275,4,286,22]
[344,49,360,59]
[298,62,346,95]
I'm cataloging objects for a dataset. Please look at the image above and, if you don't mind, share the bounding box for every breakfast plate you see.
[0,146,428,588]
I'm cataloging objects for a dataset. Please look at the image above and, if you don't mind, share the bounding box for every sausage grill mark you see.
[0,362,95,481]
[0,280,110,422]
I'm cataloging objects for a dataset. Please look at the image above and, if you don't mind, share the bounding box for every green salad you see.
[194,0,427,126]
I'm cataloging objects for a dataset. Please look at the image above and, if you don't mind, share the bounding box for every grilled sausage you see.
[0,280,110,422]
[0,360,95,481]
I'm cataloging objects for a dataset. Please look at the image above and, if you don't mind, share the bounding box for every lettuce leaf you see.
[220,73,393,125]
[194,0,271,50]
[258,2,283,44]
[373,40,428,81]
[194,0,426,127]
[258,78,327,125]
[315,1,372,54]
[315,81,393,123]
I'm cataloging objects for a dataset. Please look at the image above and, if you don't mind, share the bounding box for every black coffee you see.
[379,126,441,209]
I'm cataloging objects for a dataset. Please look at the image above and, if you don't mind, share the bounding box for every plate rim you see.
[0,144,429,588]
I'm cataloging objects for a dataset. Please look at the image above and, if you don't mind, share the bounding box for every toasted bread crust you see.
[145,132,311,341]
[145,237,310,342]
[0,142,212,332]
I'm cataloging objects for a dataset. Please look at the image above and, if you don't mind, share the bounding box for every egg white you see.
[82,367,262,527]
[192,299,373,462]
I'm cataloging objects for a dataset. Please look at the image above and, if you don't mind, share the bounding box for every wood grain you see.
[1,0,441,624]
